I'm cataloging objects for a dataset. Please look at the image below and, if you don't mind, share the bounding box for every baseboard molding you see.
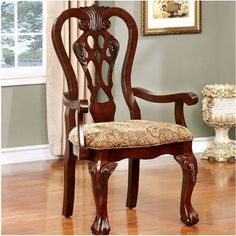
[192,136,214,154]
[1,145,57,165]
[0,137,230,165]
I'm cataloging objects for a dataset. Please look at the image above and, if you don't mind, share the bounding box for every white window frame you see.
[1,0,47,87]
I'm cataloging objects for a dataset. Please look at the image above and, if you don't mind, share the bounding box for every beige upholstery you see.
[69,120,193,150]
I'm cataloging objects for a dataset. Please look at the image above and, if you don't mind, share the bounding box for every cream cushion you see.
[69,120,193,150]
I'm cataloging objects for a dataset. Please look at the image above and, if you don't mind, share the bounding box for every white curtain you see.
[46,1,94,156]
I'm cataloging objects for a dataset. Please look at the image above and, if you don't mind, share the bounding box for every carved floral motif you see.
[79,5,110,31]
[88,161,117,197]
[73,40,88,71]
[202,142,236,162]
[71,5,122,122]
[174,155,198,184]
[107,38,119,64]
[202,84,236,98]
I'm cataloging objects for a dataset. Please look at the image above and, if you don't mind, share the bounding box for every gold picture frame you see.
[142,0,201,36]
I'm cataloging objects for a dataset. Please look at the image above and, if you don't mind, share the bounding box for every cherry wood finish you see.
[52,5,199,234]
[88,157,118,235]
[2,159,235,235]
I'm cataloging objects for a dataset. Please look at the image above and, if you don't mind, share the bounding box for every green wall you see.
[1,85,48,148]
[99,0,235,138]
[1,1,235,148]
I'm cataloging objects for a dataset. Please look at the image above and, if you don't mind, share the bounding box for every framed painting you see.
[142,0,201,36]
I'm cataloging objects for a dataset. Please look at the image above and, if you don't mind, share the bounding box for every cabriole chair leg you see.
[88,161,117,235]
[174,152,199,226]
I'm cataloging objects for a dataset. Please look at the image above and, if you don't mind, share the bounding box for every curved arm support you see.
[132,87,198,105]
[132,87,198,127]
[63,92,89,159]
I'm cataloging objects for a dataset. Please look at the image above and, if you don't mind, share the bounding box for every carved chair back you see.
[52,5,141,123]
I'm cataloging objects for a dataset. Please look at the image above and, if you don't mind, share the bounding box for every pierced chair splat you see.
[52,5,199,235]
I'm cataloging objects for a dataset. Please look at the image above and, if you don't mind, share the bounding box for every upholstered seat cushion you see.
[69,120,193,150]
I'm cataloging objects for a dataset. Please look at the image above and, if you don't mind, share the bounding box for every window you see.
[1,0,46,86]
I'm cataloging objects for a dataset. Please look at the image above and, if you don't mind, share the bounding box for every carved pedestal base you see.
[202,141,236,162]
[201,84,236,162]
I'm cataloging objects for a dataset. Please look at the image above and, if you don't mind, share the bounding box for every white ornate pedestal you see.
[202,84,236,162]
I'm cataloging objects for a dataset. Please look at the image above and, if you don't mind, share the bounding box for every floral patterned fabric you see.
[69,120,193,150]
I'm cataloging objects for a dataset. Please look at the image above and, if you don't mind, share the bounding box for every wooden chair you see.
[52,5,199,235]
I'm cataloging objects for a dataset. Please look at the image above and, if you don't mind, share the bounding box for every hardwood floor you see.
[2,155,235,235]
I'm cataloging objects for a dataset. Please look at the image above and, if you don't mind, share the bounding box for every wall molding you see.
[1,137,233,165]
[1,144,56,165]
[192,136,214,154]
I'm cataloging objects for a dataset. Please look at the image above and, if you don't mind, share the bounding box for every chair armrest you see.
[132,87,198,127]
[63,92,89,113]
[63,92,89,159]
[132,87,198,105]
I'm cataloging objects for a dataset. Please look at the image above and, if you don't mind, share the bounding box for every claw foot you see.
[181,206,199,226]
[91,216,110,235]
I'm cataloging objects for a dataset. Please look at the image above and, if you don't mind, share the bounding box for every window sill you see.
[1,77,46,87]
